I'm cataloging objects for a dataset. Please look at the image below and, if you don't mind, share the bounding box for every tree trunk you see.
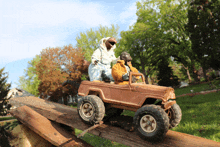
[186,68,192,83]
[181,64,191,83]
[202,67,208,82]
[192,65,200,83]
[141,61,148,84]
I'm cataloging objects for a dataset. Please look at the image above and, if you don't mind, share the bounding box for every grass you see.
[172,92,220,142]
[75,129,128,147]
[175,78,220,96]
[0,116,16,121]
[0,120,20,131]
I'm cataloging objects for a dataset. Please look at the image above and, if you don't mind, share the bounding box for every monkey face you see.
[105,37,117,50]
[120,52,132,65]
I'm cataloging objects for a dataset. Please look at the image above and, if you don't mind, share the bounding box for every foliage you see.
[36,45,88,103]
[169,59,188,81]
[157,57,180,87]
[118,22,164,83]
[76,24,120,62]
[188,0,220,80]
[17,55,41,96]
[134,0,203,83]
[0,67,11,116]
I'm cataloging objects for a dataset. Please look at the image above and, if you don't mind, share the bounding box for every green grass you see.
[75,129,128,147]
[0,120,20,131]
[172,92,220,142]
[175,79,220,96]
[0,116,16,121]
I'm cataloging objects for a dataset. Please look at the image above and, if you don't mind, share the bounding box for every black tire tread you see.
[77,95,105,125]
[169,103,182,129]
[133,105,169,142]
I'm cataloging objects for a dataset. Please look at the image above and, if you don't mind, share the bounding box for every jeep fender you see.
[78,88,105,100]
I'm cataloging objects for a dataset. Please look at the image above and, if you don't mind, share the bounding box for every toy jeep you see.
[77,72,182,141]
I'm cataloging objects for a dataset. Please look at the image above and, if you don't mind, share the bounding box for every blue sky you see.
[0,0,138,88]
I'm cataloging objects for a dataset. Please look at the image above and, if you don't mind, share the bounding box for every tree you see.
[76,24,120,62]
[188,0,220,81]
[0,67,11,116]
[135,0,201,83]
[157,57,179,87]
[36,45,88,103]
[17,55,41,96]
[118,22,165,83]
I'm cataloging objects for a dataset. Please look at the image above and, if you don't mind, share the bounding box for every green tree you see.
[0,67,11,116]
[157,57,179,87]
[76,24,120,62]
[135,0,201,83]
[118,22,165,83]
[17,55,41,96]
[188,0,220,81]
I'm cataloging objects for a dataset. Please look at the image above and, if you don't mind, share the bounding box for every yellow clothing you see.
[112,60,139,85]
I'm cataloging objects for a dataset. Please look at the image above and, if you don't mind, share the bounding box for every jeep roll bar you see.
[129,72,145,85]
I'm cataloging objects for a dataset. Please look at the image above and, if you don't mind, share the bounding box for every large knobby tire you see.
[77,95,105,125]
[167,103,182,129]
[133,105,169,142]
[105,108,124,117]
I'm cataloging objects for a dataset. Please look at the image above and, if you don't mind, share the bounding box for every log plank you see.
[9,105,92,147]
[9,96,220,147]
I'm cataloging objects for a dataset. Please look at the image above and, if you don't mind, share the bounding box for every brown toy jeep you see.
[77,72,182,142]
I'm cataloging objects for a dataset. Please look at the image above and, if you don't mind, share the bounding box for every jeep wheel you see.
[166,103,182,129]
[105,108,123,117]
[77,95,105,125]
[133,105,169,142]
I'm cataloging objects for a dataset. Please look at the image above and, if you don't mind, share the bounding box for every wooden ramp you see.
[9,96,220,147]
[9,105,92,147]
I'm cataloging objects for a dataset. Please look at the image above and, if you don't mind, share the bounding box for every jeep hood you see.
[132,84,175,98]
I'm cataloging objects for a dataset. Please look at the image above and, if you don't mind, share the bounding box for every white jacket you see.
[91,37,116,66]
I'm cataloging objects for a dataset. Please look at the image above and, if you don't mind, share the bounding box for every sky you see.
[0,0,138,88]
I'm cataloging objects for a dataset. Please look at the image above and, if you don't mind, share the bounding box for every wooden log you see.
[9,105,92,147]
[9,96,220,147]
[10,124,53,147]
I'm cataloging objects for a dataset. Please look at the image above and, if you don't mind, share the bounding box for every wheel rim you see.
[140,114,157,133]
[166,108,174,120]
[81,102,94,118]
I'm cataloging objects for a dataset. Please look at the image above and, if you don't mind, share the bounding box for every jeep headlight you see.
[169,91,176,99]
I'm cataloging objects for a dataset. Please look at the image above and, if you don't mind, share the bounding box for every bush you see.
[0,67,11,116]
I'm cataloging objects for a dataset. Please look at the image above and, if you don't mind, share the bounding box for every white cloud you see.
[1,0,110,28]
[0,0,113,65]
[0,0,140,88]
[119,2,137,25]
[0,0,139,65]
[0,34,58,64]
[14,1,109,28]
